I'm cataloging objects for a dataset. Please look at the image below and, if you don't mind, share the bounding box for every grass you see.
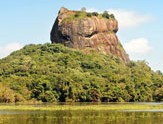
[0,103,162,111]
[61,11,87,24]
[61,11,115,24]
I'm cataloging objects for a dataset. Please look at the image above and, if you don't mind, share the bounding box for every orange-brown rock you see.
[50,7,129,63]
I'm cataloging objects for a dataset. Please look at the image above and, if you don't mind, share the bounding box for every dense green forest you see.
[0,43,162,103]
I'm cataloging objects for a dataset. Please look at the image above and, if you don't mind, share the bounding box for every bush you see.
[102,11,110,19]
[0,86,24,103]
[86,13,92,17]
[92,12,99,16]
[74,13,80,18]
[110,14,115,19]
[154,86,163,101]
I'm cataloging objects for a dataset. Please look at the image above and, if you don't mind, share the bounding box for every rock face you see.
[50,7,129,63]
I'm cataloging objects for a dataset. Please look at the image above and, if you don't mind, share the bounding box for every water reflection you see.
[0,104,163,124]
[0,110,163,124]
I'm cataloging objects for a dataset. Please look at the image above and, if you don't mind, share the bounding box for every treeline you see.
[0,43,162,103]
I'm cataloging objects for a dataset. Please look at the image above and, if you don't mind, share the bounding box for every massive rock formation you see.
[50,7,129,63]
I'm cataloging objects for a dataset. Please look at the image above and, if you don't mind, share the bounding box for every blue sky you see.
[0,0,163,71]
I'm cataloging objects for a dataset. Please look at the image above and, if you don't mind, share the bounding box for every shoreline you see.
[0,103,163,111]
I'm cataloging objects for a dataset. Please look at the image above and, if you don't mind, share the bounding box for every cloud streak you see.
[108,9,152,28]
[87,8,152,28]
[124,38,152,55]
[0,42,23,59]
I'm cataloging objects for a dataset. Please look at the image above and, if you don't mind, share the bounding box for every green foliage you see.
[0,85,25,103]
[86,12,99,17]
[101,11,115,19]
[74,13,80,18]
[110,14,115,19]
[0,43,162,103]
[92,12,99,16]
[62,12,87,23]
[153,86,163,101]
[62,10,115,24]
[102,11,110,19]
[86,13,92,17]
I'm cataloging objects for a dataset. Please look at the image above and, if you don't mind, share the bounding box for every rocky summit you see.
[50,7,129,63]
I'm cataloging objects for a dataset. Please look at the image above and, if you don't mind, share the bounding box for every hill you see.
[0,43,162,103]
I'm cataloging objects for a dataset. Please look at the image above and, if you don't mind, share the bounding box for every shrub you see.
[0,86,24,103]
[102,11,110,19]
[92,12,99,16]
[74,13,80,18]
[86,13,92,17]
[110,14,115,19]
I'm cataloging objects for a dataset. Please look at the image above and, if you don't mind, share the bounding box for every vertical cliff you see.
[51,7,129,63]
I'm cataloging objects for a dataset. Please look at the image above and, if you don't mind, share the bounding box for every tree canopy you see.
[0,43,162,103]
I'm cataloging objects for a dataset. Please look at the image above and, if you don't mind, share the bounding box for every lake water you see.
[0,103,163,124]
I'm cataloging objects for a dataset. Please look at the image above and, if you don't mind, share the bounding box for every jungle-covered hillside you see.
[0,43,162,103]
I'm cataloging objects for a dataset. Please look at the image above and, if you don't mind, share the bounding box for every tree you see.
[110,14,115,19]
[102,11,110,19]
[87,13,92,17]
[154,87,163,101]
[92,12,99,16]
[0,43,163,103]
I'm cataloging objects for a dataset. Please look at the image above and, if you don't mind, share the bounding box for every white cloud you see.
[0,42,23,59]
[87,8,152,28]
[124,38,152,55]
[86,8,97,13]
[108,9,152,28]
